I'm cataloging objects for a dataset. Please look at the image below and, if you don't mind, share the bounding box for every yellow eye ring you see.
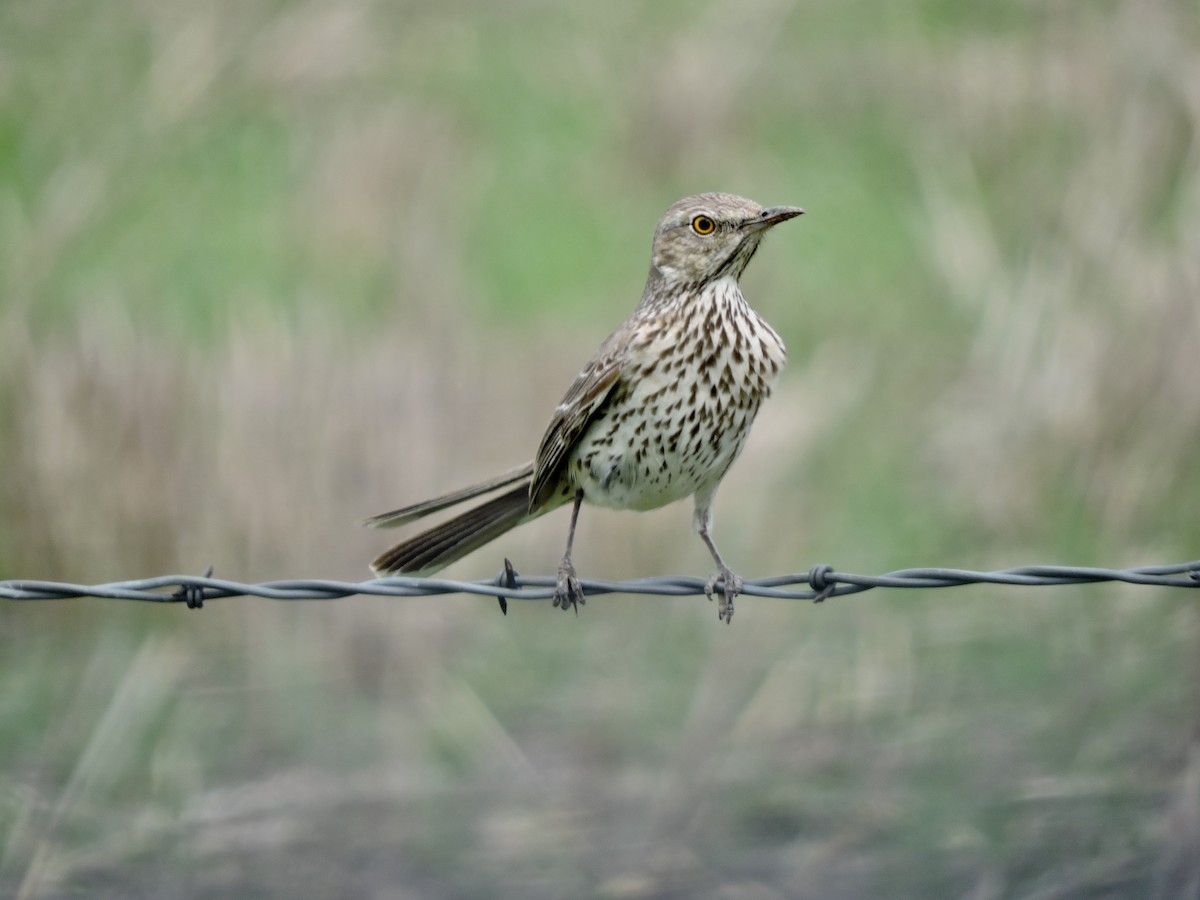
[691,215,716,235]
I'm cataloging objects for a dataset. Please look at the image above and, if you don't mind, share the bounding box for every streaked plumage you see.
[366,192,802,622]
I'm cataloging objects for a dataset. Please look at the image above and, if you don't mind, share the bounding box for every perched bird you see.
[366,192,802,622]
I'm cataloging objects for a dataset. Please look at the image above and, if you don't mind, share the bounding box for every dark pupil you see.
[696,217,712,232]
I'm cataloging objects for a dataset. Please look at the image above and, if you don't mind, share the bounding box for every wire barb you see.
[2,560,1198,605]
[807,563,836,603]
[172,564,215,609]
[494,558,519,616]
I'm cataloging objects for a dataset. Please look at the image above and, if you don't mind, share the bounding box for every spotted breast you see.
[569,274,786,511]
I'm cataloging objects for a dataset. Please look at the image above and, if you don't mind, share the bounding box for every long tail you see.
[362,463,535,529]
[367,468,541,576]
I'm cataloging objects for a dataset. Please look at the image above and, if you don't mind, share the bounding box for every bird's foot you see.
[554,558,585,614]
[705,566,743,624]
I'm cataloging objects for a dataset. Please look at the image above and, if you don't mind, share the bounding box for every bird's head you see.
[649,192,803,286]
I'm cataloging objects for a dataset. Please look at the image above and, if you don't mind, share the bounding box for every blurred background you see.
[2,0,1199,896]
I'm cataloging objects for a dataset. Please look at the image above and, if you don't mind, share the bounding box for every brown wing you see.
[528,352,623,510]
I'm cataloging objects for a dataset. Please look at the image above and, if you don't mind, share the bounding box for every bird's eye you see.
[691,215,716,236]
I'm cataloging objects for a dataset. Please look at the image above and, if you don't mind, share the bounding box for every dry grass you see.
[918,3,1200,551]
[2,1,1199,897]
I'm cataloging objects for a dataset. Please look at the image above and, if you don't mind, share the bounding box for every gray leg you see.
[693,496,741,624]
[554,490,585,614]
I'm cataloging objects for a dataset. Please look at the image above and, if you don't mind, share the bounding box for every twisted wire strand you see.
[2,560,1197,606]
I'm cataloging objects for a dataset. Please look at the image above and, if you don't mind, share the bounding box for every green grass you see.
[2,1,1199,897]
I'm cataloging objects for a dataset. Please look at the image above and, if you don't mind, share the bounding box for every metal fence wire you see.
[2,560,1197,612]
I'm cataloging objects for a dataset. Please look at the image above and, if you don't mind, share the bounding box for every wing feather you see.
[528,354,623,509]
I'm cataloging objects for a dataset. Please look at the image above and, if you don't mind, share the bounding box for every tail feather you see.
[362,463,535,529]
[370,483,534,576]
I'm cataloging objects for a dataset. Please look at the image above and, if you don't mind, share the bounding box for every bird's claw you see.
[705,566,742,624]
[554,559,585,614]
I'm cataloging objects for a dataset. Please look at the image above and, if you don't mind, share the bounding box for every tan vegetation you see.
[2,1,1198,896]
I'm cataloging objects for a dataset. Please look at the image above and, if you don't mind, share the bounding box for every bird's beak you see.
[751,206,805,230]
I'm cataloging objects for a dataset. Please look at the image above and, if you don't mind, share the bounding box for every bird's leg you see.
[554,490,586,614]
[694,500,741,624]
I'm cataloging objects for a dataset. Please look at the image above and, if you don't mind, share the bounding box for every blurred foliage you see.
[2,0,1199,897]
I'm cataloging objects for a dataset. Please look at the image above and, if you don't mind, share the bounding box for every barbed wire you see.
[1,559,1197,611]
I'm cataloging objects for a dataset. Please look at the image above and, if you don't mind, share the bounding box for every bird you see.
[365,192,803,622]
